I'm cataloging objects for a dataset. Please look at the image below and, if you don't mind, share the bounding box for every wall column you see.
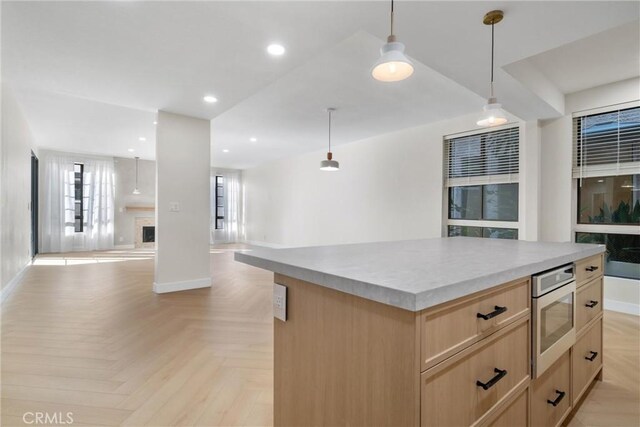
[154,111,211,293]
[519,120,542,241]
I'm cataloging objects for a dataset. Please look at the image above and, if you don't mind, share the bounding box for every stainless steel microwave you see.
[532,264,576,378]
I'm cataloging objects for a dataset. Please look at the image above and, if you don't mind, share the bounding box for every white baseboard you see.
[1,261,31,304]
[114,244,135,249]
[604,299,640,316]
[153,277,211,294]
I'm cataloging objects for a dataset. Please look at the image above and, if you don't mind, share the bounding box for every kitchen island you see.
[235,237,605,427]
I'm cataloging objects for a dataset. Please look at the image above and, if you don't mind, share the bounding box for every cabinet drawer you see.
[576,277,603,334]
[531,350,571,427]
[421,320,530,427]
[575,254,603,287]
[484,388,528,427]
[573,317,603,405]
[421,278,529,370]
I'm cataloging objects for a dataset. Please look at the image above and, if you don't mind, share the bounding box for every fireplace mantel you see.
[126,206,155,213]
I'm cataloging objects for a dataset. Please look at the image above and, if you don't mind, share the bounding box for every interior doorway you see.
[31,151,39,258]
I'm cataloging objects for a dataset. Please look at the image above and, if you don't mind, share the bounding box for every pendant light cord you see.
[490,20,495,98]
[328,109,332,152]
[390,0,395,36]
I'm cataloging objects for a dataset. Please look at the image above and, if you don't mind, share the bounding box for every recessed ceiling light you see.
[267,44,285,56]
[222,149,230,153]
[203,95,218,103]
[139,137,146,142]
[128,148,135,153]
[153,121,157,125]
[250,137,257,142]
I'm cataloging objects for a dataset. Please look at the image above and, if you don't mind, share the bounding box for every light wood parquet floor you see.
[1,245,638,426]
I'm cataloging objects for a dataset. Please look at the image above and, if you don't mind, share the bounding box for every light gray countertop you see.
[234,237,605,312]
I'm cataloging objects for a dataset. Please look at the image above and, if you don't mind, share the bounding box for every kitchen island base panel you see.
[273,273,421,427]
[261,251,605,426]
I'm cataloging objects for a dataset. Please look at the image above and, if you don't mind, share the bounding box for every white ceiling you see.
[3,1,639,168]
[211,31,484,169]
[515,20,640,95]
[13,88,158,160]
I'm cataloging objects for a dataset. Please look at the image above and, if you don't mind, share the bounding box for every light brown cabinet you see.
[575,254,603,286]
[572,317,603,405]
[576,276,603,334]
[421,278,529,370]
[272,254,603,427]
[531,350,572,427]
[421,319,529,426]
[483,388,529,427]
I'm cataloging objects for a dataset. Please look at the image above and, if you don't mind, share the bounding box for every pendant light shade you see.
[320,108,339,171]
[132,156,141,195]
[320,155,339,171]
[477,10,508,128]
[477,97,508,127]
[372,0,413,82]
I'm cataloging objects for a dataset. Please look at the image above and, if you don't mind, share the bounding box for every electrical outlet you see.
[169,202,180,212]
[273,283,287,321]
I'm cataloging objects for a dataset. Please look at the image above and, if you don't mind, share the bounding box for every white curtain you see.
[83,157,115,251]
[41,153,76,253]
[41,152,115,253]
[210,170,243,243]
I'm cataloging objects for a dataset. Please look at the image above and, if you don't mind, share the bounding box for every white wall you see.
[540,77,640,314]
[1,85,35,294]
[154,111,210,293]
[244,79,638,314]
[539,115,574,242]
[243,112,517,247]
[114,157,155,247]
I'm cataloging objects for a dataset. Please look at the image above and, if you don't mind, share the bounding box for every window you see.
[74,163,84,232]
[576,233,639,280]
[448,183,519,221]
[578,175,639,225]
[445,127,520,240]
[448,225,518,240]
[573,106,640,280]
[215,175,224,230]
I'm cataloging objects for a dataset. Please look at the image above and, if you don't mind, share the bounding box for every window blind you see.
[573,106,640,179]
[445,127,519,187]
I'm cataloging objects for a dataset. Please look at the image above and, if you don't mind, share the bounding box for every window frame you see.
[215,175,224,230]
[572,102,640,279]
[74,163,84,233]
[443,124,522,239]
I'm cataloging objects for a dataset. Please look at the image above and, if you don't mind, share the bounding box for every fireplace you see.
[142,226,155,243]
[134,217,155,249]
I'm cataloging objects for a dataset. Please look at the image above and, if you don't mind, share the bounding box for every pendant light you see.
[371,0,414,82]
[477,10,508,128]
[132,156,141,195]
[320,108,339,171]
